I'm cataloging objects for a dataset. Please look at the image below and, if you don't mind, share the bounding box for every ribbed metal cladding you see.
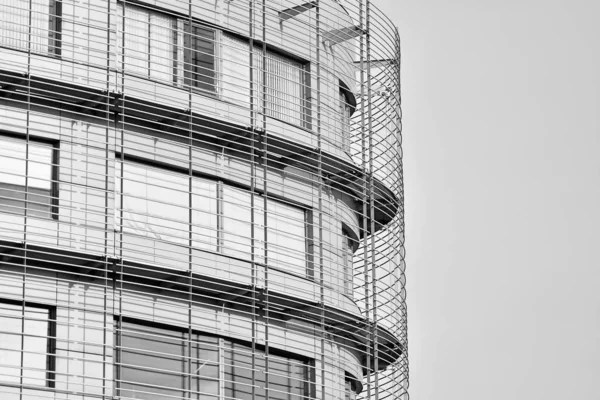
[0,0,405,399]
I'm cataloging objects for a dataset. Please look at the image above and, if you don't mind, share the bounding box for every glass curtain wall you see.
[117,3,176,83]
[117,162,306,276]
[117,320,310,400]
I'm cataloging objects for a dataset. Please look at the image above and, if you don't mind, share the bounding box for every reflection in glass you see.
[0,136,55,218]
[118,162,307,275]
[0,0,56,54]
[221,187,306,276]
[221,186,253,260]
[119,323,186,400]
[118,3,176,82]
[224,342,308,400]
[118,321,310,400]
[118,162,219,252]
[0,302,52,387]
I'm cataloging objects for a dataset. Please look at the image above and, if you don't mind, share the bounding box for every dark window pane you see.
[119,322,186,400]
[190,337,220,399]
[0,182,27,215]
[0,184,52,218]
[224,342,307,400]
[117,322,311,400]
[191,336,220,384]
[185,25,216,93]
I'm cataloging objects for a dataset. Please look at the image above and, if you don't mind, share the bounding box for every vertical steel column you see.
[18,1,35,397]
[314,1,326,399]
[365,1,381,398]
[102,0,114,396]
[186,2,194,398]
[358,0,373,398]
[260,1,271,398]
[116,0,127,391]
[396,31,409,400]
[248,1,258,399]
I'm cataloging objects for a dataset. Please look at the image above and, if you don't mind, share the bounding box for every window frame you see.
[252,43,312,129]
[117,157,311,278]
[0,132,59,220]
[183,21,219,95]
[220,184,310,276]
[48,0,62,56]
[341,227,358,296]
[115,4,312,130]
[220,30,313,129]
[184,22,313,128]
[339,88,352,152]
[118,1,179,83]
[339,82,355,153]
[223,339,313,400]
[345,377,358,400]
[115,317,314,400]
[0,298,57,388]
[115,317,222,399]
[0,0,62,56]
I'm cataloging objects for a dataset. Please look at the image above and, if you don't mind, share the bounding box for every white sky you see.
[373,0,600,399]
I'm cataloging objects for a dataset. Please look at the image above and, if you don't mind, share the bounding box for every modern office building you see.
[0,0,405,399]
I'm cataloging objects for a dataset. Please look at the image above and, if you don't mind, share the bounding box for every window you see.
[0,300,56,387]
[220,186,252,259]
[117,321,219,400]
[221,33,250,105]
[184,23,218,93]
[339,88,352,152]
[0,134,58,219]
[341,230,356,296]
[114,9,311,128]
[224,342,311,400]
[117,162,218,250]
[221,186,307,276]
[254,49,308,127]
[265,199,307,274]
[345,378,358,400]
[221,33,310,127]
[0,0,62,55]
[116,320,311,400]
[118,161,308,276]
[118,2,177,82]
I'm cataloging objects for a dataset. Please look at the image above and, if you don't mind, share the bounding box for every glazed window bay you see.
[118,2,310,128]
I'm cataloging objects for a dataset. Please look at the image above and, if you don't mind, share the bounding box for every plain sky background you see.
[371,0,600,399]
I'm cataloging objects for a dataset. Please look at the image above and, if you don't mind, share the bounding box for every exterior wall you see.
[0,0,405,399]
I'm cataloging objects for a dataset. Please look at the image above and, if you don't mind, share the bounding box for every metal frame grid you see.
[0,0,405,399]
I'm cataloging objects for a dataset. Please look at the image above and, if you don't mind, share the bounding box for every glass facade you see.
[116,3,308,126]
[115,320,310,400]
[223,342,309,400]
[116,161,307,274]
[117,321,220,399]
[0,0,405,399]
